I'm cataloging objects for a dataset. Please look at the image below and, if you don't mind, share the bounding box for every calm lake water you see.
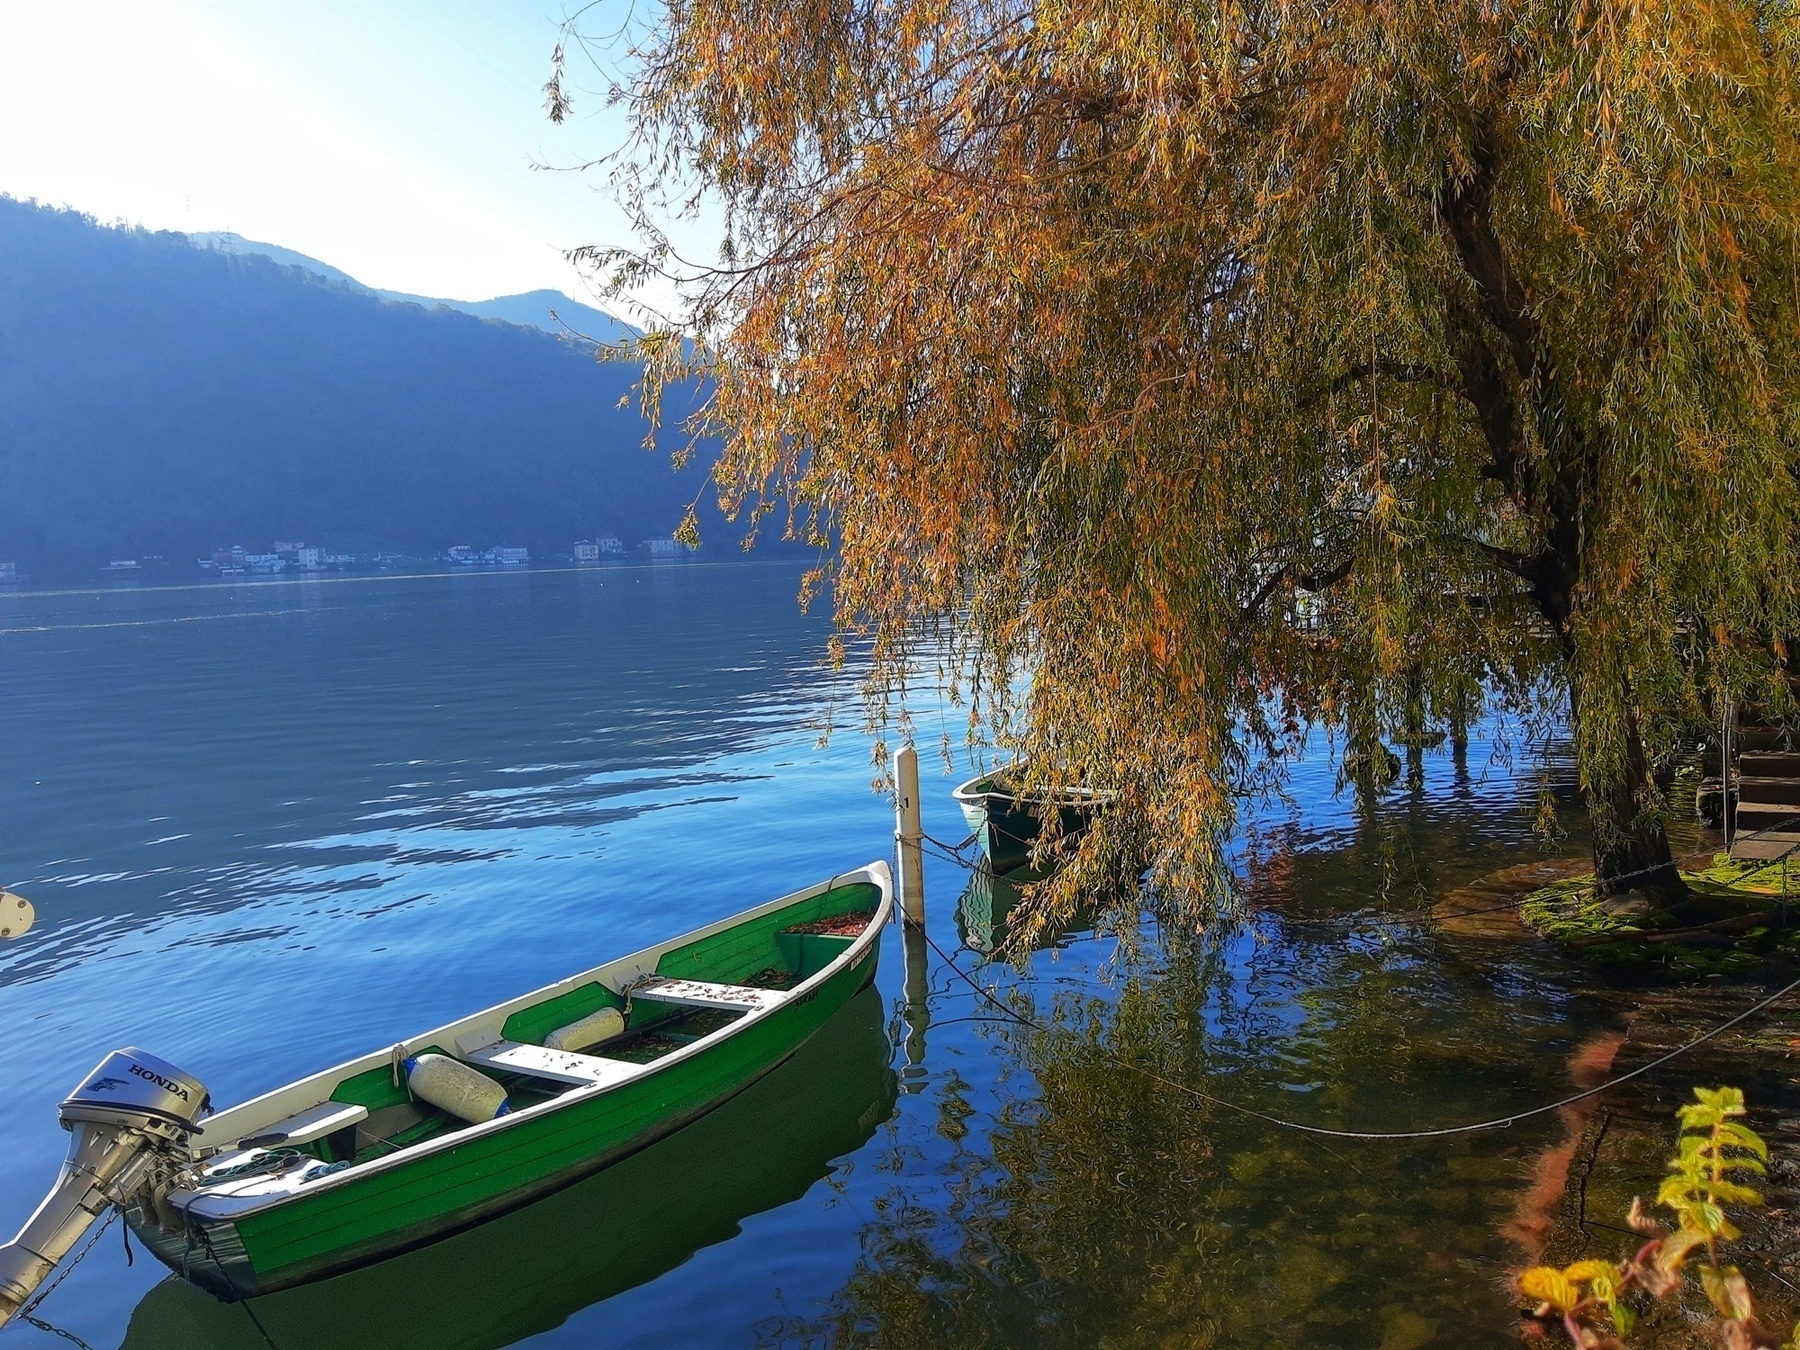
[0,562,1620,1349]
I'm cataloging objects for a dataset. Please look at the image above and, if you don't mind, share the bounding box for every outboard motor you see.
[0,1049,207,1329]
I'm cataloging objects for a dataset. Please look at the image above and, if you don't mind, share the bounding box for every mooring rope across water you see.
[910,920,1800,1142]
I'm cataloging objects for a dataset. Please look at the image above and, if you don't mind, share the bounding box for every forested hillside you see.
[0,199,703,574]
[188,232,640,345]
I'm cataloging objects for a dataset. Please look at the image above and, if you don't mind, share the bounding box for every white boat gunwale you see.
[177,862,893,1221]
[950,763,1118,810]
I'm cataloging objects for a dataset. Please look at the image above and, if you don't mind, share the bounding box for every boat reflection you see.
[119,985,896,1350]
[953,860,1094,956]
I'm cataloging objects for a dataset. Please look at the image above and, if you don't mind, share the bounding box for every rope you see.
[183,1222,280,1350]
[909,919,1800,1141]
[240,1300,281,1350]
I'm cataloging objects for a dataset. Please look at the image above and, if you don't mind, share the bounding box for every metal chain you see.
[920,831,979,866]
[14,1210,116,1350]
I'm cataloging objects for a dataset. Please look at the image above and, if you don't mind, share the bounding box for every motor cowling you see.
[0,1049,207,1329]
[57,1048,209,1136]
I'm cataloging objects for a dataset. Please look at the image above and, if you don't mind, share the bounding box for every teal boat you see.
[0,864,891,1319]
[952,764,1114,874]
[954,860,1095,956]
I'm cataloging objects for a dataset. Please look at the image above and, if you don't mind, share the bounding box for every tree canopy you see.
[574,0,1800,918]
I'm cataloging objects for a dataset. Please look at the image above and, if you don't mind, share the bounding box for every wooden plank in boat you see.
[236,1101,368,1150]
[460,1039,648,1089]
[628,977,789,1012]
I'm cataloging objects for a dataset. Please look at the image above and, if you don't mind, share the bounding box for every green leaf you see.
[1700,1264,1755,1320]
[1716,1121,1770,1161]
[1658,1226,1710,1272]
[1519,1266,1580,1312]
[1709,1181,1764,1206]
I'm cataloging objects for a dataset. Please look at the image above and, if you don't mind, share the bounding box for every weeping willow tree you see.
[559,0,1800,913]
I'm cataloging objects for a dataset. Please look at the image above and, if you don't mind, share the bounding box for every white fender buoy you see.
[543,1006,626,1052]
[0,893,33,940]
[405,1054,509,1123]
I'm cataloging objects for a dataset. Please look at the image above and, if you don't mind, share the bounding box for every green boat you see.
[0,863,891,1320]
[119,984,897,1350]
[952,763,1114,874]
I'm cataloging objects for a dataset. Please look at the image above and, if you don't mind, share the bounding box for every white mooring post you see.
[894,744,925,926]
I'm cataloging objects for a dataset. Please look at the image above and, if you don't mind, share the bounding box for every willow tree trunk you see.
[1573,677,1685,899]
[1441,142,1688,902]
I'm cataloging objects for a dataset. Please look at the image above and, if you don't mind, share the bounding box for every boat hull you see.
[118,985,898,1350]
[125,884,886,1299]
[953,769,1110,874]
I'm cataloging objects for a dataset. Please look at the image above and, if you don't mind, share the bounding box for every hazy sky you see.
[0,1,682,311]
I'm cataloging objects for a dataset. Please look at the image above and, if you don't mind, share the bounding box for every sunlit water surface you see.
[0,563,1615,1349]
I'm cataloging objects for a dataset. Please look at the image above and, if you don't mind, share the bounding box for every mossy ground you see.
[1520,853,1800,976]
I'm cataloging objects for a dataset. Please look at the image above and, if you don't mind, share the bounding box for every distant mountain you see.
[0,198,710,575]
[188,231,639,345]
[187,231,366,289]
[441,290,637,346]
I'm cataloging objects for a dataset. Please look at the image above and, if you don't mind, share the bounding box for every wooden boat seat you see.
[235,1100,369,1151]
[452,1029,647,1090]
[626,976,790,1012]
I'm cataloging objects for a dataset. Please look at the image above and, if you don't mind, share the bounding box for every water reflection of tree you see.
[779,946,1550,1349]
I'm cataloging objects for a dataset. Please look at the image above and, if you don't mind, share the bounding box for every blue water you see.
[0,563,1616,1348]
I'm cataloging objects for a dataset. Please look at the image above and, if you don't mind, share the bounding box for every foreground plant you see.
[1519,1087,1794,1348]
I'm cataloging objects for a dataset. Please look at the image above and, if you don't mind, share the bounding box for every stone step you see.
[1729,833,1800,861]
[1735,794,1800,814]
[1737,778,1800,805]
[1735,727,1798,753]
[1739,751,1800,777]
[1733,806,1800,833]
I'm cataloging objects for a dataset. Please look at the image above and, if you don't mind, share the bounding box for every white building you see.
[0,562,15,583]
[488,546,529,566]
[574,540,600,563]
[646,537,681,557]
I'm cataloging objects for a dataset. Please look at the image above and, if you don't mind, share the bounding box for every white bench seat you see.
[627,976,789,1013]
[235,1100,369,1150]
[456,1036,648,1090]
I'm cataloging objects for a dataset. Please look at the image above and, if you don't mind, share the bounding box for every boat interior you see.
[177,881,882,1205]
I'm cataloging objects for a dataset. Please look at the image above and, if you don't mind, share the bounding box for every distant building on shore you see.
[487,546,529,566]
[274,541,324,570]
[646,537,682,558]
[0,562,15,583]
[445,545,477,565]
[573,540,600,563]
[205,545,248,575]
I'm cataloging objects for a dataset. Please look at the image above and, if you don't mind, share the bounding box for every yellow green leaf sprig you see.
[1517,1087,1792,1348]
